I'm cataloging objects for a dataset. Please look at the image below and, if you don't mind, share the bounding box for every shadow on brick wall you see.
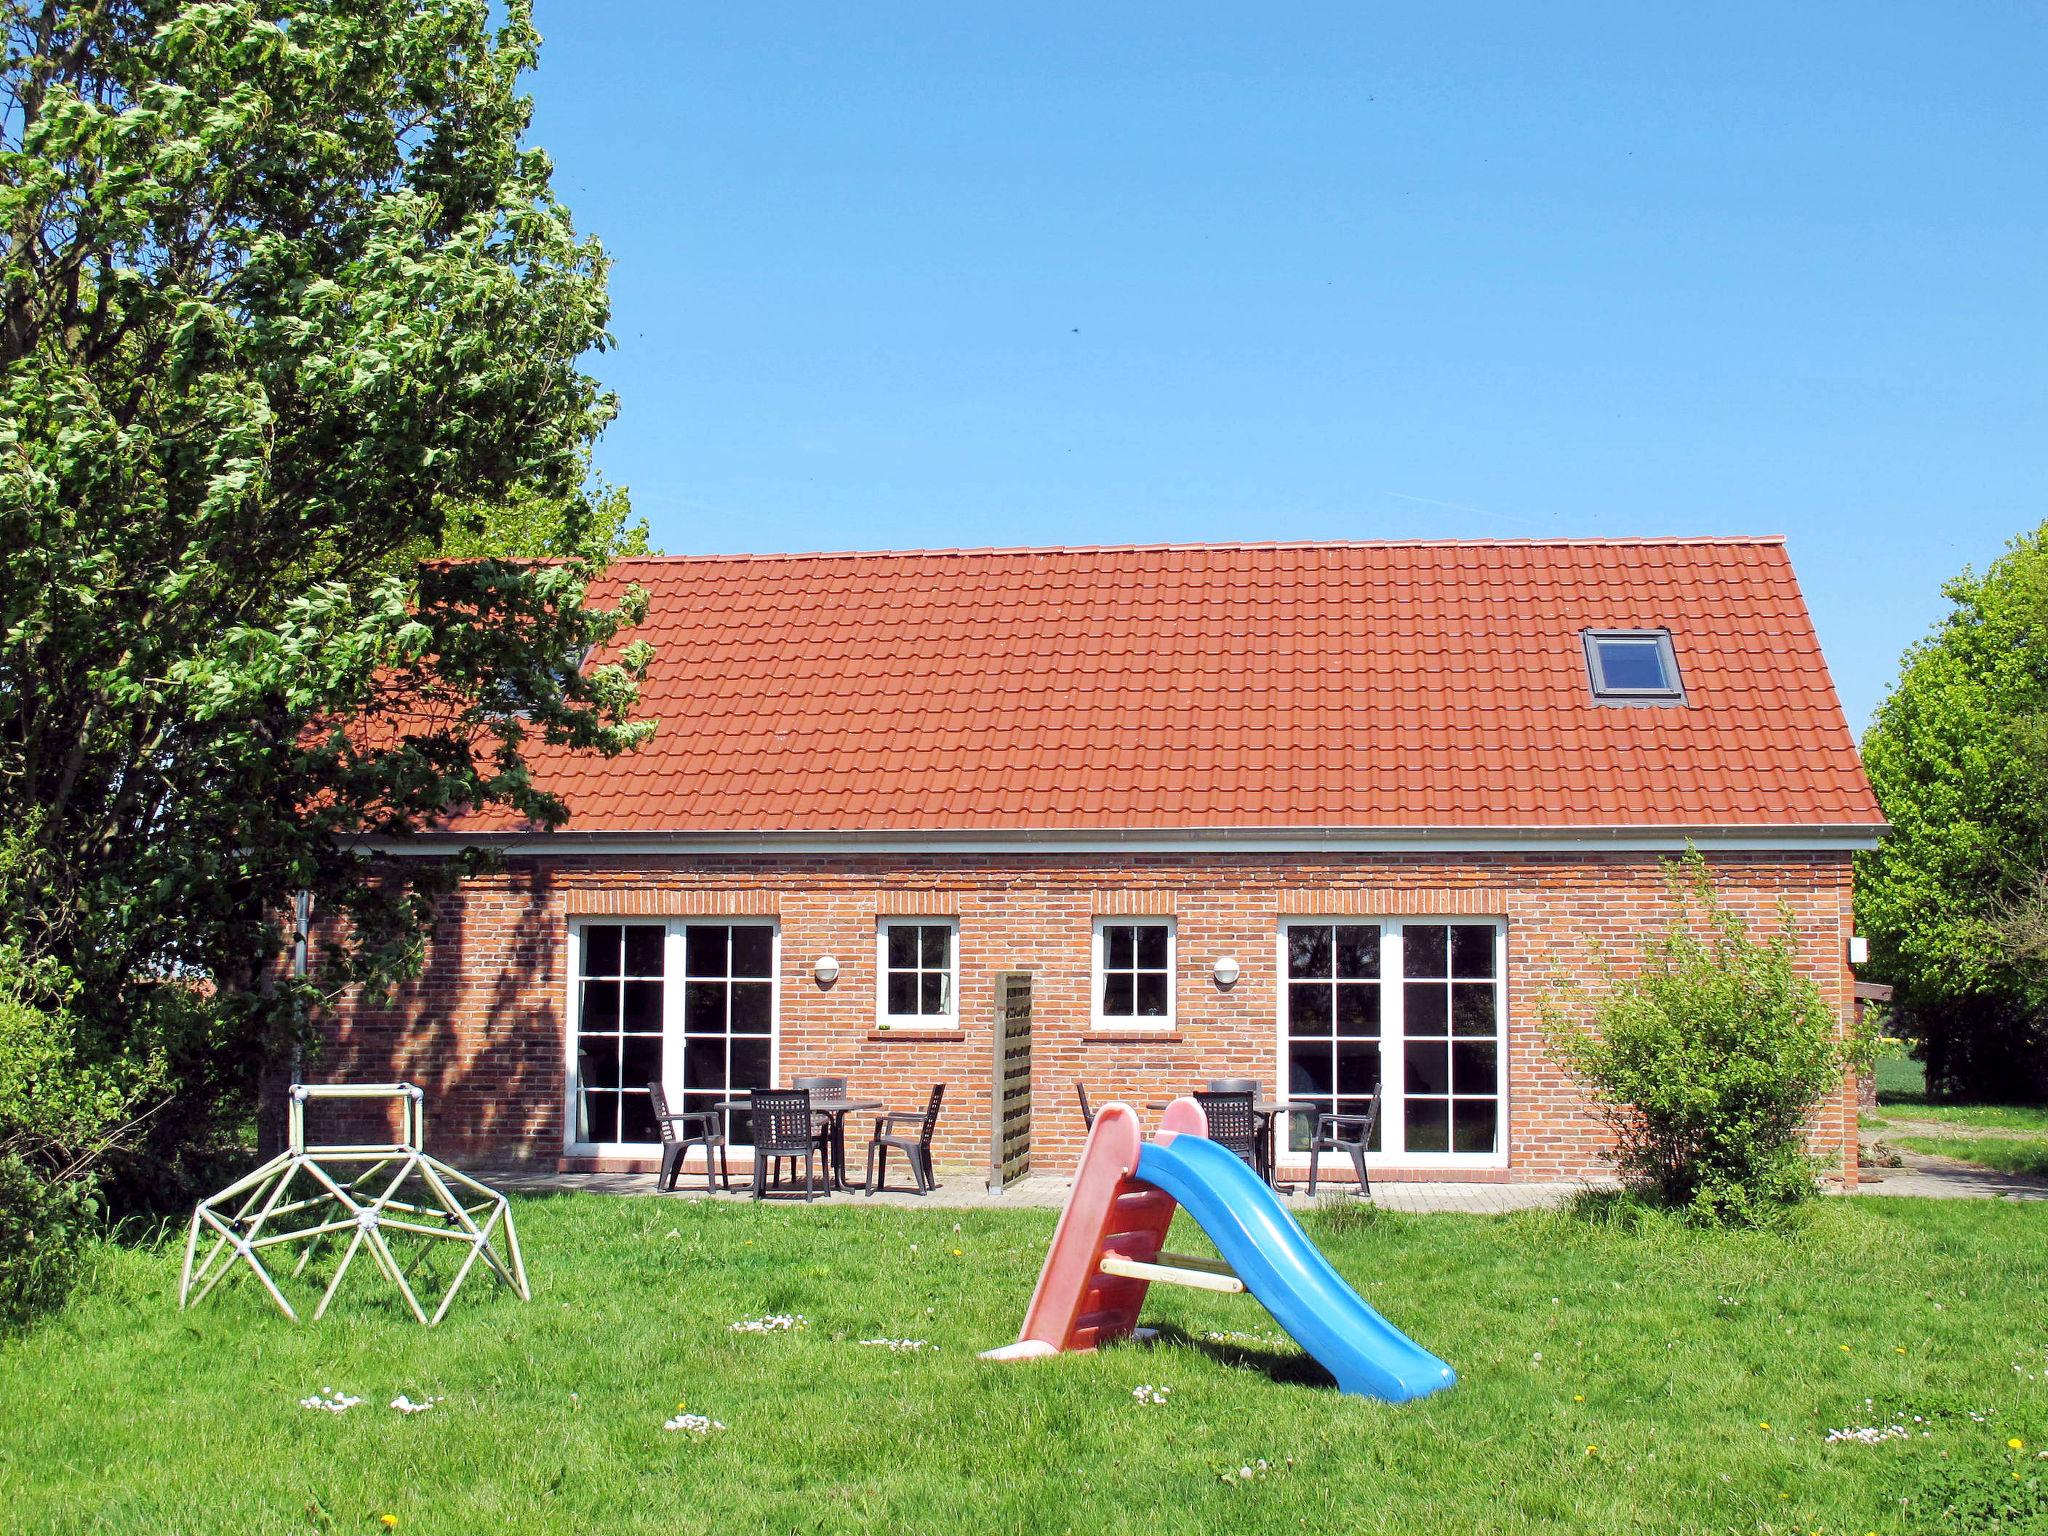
[312,870,562,1164]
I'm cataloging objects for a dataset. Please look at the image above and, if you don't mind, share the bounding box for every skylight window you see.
[1583,630,1684,704]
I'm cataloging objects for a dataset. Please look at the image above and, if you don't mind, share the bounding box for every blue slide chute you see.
[1134,1134,1456,1403]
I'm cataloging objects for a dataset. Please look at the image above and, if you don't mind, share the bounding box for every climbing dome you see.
[179,1083,529,1326]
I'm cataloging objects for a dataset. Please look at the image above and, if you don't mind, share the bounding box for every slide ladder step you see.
[1099,1252,1245,1294]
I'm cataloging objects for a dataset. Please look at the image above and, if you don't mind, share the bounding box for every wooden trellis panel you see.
[989,972,1033,1192]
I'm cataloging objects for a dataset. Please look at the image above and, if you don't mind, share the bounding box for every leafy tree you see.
[1543,850,1867,1227]
[1857,522,2048,1099]
[0,0,653,1204]
[432,455,652,565]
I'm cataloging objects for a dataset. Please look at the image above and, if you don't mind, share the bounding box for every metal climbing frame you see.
[178,1083,529,1326]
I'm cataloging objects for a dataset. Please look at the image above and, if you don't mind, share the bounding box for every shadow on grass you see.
[1128,1320,1339,1391]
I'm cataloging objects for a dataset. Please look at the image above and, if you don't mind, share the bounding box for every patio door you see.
[567,919,778,1155]
[677,922,776,1148]
[1278,918,1506,1166]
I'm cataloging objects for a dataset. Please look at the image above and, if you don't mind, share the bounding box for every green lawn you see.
[1894,1136,2048,1179]
[1873,1103,2048,1134]
[5,1194,2048,1534]
[1875,1047,1930,1103]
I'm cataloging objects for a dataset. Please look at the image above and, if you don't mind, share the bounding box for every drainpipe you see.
[290,889,312,1086]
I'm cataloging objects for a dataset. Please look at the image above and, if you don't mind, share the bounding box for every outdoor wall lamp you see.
[814,955,840,986]
[1212,955,1240,986]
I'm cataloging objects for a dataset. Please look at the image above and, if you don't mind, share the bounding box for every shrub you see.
[0,1153,95,1331]
[1543,850,1870,1227]
[0,978,148,1328]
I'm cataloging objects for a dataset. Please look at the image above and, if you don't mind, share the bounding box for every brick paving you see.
[1851,1134,2048,1201]
[491,1147,2048,1211]
[485,1166,1605,1214]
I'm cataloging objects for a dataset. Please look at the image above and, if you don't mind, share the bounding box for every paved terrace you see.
[485,1133,2048,1211]
[488,1168,1606,1214]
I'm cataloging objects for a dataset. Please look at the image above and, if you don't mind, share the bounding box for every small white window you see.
[1583,629,1684,703]
[1093,918,1175,1029]
[876,919,958,1027]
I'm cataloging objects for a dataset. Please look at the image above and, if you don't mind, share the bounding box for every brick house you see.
[322,537,1885,1187]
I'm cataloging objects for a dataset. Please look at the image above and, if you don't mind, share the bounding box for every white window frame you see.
[874,916,961,1031]
[1271,916,1508,1170]
[1091,916,1177,1031]
[562,916,781,1158]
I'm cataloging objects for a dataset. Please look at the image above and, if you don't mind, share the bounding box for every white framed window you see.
[876,918,959,1028]
[564,918,779,1154]
[1273,917,1506,1167]
[1092,917,1176,1030]
[568,921,668,1147]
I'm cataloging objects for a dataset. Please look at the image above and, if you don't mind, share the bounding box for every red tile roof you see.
[473,537,1881,836]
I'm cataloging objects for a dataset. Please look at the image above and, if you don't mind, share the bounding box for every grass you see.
[1893,1136,2048,1179]
[1867,1044,2048,1133]
[1874,1104,2048,1134]
[1875,1048,1930,1102]
[5,1194,2048,1534]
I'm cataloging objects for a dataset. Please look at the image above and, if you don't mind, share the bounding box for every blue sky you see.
[525,2,2045,732]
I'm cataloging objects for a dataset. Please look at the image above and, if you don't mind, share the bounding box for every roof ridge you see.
[607,534,1789,566]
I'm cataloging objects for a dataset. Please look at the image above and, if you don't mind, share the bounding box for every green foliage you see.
[1543,850,1866,1226]
[0,962,139,1327]
[1858,522,2048,1100]
[0,1152,95,1330]
[434,458,653,564]
[0,0,655,1199]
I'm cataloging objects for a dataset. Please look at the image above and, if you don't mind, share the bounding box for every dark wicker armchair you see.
[649,1081,728,1193]
[749,1088,824,1201]
[864,1084,946,1196]
[1307,1084,1381,1199]
[1193,1090,1266,1181]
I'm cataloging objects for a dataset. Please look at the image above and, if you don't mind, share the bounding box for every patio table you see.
[1145,1097,1314,1191]
[716,1092,883,1192]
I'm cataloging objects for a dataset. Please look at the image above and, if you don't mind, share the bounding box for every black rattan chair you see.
[1075,1080,1097,1130]
[649,1081,728,1193]
[1307,1085,1381,1199]
[1194,1090,1266,1180]
[749,1088,823,1201]
[864,1084,946,1196]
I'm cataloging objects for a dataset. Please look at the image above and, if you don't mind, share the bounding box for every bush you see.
[0,980,146,1327]
[1543,850,1870,1227]
[0,1154,95,1331]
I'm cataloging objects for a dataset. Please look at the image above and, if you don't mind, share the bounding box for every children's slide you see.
[1133,1131,1455,1402]
[983,1099,1454,1403]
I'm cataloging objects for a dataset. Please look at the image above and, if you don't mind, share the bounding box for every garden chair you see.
[1075,1080,1097,1131]
[649,1081,729,1194]
[864,1084,946,1196]
[790,1074,845,1138]
[1192,1090,1266,1182]
[749,1088,824,1201]
[1307,1084,1381,1199]
[1209,1078,1274,1179]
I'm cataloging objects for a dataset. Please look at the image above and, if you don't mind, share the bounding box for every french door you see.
[1278,918,1506,1165]
[567,919,778,1154]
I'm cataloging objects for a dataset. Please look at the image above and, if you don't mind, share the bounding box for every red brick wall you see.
[314,849,1859,1187]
